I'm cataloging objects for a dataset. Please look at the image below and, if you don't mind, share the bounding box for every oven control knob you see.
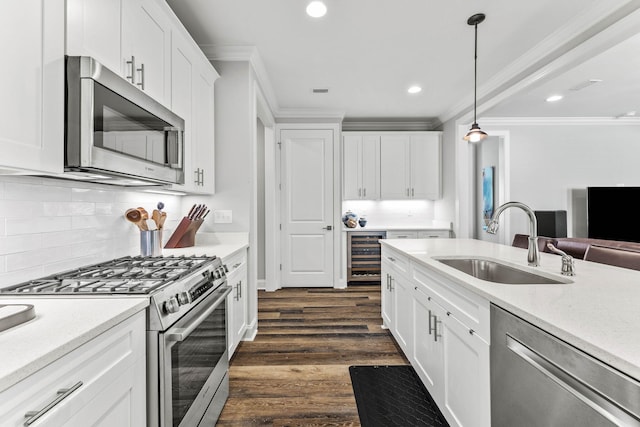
[163,297,180,314]
[177,291,191,306]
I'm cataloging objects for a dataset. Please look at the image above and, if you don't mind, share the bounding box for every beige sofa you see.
[512,234,640,271]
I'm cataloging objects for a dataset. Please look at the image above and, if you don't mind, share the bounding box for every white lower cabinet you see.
[225,249,248,358]
[392,271,413,355]
[381,246,491,427]
[0,311,146,426]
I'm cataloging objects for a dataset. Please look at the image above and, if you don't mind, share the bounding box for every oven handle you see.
[166,286,232,342]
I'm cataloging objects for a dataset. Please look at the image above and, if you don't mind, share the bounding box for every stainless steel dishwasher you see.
[491,304,640,426]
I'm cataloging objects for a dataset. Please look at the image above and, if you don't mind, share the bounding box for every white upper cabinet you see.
[66,0,122,73]
[67,0,172,106]
[191,57,217,193]
[380,132,442,200]
[0,0,64,174]
[342,133,380,200]
[410,133,441,199]
[122,0,171,105]
[168,19,218,194]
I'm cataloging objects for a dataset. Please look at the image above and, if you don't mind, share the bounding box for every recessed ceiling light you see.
[546,94,563,103]
[306,1,327,18]
[408,86,422,94]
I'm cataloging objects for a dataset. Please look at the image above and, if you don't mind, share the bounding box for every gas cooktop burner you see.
[1,255,219,295]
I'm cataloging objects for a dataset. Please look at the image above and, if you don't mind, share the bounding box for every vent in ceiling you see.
[569,79,602,91]
[312,88,329,94]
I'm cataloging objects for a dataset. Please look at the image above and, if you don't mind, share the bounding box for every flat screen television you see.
[587,186,640,243]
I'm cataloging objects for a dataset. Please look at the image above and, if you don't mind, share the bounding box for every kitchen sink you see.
[434,257,571,285]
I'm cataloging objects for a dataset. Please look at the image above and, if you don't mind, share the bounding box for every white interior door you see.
[280,129,334,287]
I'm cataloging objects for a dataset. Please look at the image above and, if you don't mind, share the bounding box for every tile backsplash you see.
[342,199,440,228]
[0,176,182,288]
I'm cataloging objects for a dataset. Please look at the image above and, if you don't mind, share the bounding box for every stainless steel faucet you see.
[486,201,540,266]
[546,243,576,276]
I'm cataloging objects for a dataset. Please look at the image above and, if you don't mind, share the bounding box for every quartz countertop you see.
[162,232,249,261]
[0,297,148,392]
[342,221,453,233]
[380,238,640,381]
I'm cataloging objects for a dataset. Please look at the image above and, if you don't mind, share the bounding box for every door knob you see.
[322,225,333,230]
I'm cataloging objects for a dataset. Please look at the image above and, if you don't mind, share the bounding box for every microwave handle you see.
[165,127,183,169]
[165,286,231,342]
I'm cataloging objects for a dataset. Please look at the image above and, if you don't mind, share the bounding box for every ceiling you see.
[166,0,640,123]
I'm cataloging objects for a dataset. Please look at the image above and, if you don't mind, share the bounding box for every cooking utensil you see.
[125,208,147,231]
[158,212,167,229]
[152,209,161,229]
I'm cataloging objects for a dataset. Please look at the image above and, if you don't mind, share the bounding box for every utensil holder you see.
[164,217,204,248]
[140,230,162,256]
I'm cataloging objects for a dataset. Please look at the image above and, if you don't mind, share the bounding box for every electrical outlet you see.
[213,210,232,223]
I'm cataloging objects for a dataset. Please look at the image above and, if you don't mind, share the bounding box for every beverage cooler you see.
[347,231,386,283]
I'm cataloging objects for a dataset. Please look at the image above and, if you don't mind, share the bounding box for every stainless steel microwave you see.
[65,56,184,186]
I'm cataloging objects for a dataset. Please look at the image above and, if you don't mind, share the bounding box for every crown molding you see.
[440,0,640,125]
[342,119,441,132]
[479,116,640,126]
[275,109,345,123]
[200,45,281,118]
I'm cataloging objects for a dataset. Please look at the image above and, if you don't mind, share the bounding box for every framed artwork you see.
[482,166,495,230]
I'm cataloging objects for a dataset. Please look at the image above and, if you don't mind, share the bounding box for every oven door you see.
[160,285,231,427]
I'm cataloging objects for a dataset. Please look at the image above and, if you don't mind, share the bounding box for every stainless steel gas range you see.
[1,255,231,427]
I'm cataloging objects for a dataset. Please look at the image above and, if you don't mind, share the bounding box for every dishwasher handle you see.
[506,334,640,426]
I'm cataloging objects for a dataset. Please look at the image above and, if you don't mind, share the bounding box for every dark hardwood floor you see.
[217,284,409,426]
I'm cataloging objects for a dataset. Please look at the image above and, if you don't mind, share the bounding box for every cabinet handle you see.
[389,276,394,291]
[428,309,433,335]
[136,63,145,90]
[232,262,241,269]
[434,317,442,342]
[363,188,366,197]
[200,169,205,186]
[239,280,242,299]
[388,257,395,262]
[235,282,240,301]
[406,188,410,196]
[126,56,136,83]
[24,381,83,426]
[194,169,200,185]
[412,188,415,197]
[358,188,362,197]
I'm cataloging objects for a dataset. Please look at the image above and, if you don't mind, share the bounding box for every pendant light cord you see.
[473,22,478,124]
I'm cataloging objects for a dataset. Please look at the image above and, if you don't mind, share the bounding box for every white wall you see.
[0,176,182,288]
[480,121,640,238]
[437,119,460,236]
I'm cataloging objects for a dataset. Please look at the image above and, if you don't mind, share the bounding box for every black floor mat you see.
[349,365,449,427]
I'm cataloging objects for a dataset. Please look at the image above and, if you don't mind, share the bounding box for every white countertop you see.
[380,238,640,381]
[0,297,148,392]
[342,221,453,232]
[162,232,249,260]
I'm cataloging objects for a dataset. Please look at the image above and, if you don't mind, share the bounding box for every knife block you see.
[164,217,204,248]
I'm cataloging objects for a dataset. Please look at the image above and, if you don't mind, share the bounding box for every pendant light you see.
[463,13,488,143]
